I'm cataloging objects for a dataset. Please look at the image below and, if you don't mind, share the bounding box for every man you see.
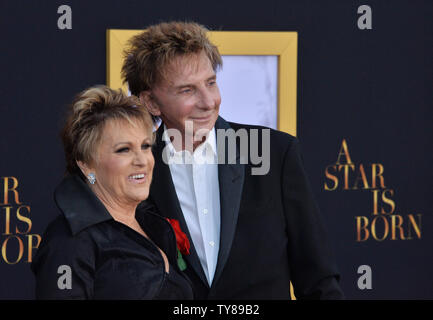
[122,21,344,299]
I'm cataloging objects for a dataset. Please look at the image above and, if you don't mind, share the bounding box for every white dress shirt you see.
[162,126,221,285]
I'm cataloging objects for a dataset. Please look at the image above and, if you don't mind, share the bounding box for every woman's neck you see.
[90,184,138,226]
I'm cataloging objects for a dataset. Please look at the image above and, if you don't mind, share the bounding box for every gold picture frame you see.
[106,30,298,136]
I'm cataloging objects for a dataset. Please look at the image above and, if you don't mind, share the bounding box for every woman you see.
[31,85,193,299]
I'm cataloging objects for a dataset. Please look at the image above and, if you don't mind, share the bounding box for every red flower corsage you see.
[166,218,190,271]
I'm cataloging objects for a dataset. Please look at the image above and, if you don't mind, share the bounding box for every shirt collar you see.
[161,124,217,157]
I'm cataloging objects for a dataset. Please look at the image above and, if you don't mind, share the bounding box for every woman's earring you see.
[87,173,96,185]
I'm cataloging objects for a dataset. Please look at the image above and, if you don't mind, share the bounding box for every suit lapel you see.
[212,117,245,287]
[149,125,209,287]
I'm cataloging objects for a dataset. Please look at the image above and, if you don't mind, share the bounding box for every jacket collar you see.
[54,175,113,235]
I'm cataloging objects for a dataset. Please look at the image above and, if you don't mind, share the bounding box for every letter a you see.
[57,265,72,289]
[336,139,353,165]
[57,5,72,30]
[357,265,372,289]
[357,5,372,30]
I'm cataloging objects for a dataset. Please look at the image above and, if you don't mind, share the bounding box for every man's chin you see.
[192,115,217,132]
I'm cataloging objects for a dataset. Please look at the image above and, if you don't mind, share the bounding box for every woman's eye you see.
[116,147,129,153]
[142,144,151,150]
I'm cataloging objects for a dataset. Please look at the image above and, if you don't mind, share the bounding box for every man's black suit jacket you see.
[140,116,343,299]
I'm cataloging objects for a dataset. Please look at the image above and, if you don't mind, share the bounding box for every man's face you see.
[145,51,221,144]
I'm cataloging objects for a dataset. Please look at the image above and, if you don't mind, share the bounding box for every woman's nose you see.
[133,151,147,166]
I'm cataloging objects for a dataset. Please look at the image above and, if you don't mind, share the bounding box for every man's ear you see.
[139,91,161,117]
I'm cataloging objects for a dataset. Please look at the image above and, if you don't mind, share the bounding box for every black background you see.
[0,0,432,299]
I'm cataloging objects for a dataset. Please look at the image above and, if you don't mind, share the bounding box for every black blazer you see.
[141,116,343,299]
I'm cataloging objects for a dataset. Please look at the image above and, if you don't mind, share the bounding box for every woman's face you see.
[85,119,155,208]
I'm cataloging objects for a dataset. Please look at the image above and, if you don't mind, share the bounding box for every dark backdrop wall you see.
[0,0,432,299]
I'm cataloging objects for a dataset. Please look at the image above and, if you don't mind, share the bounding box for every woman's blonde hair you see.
[61,85,154,179]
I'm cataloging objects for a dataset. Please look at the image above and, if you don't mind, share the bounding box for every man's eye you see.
[208,80,216,86]
[179,87,193,94]
[116,147,129,153]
